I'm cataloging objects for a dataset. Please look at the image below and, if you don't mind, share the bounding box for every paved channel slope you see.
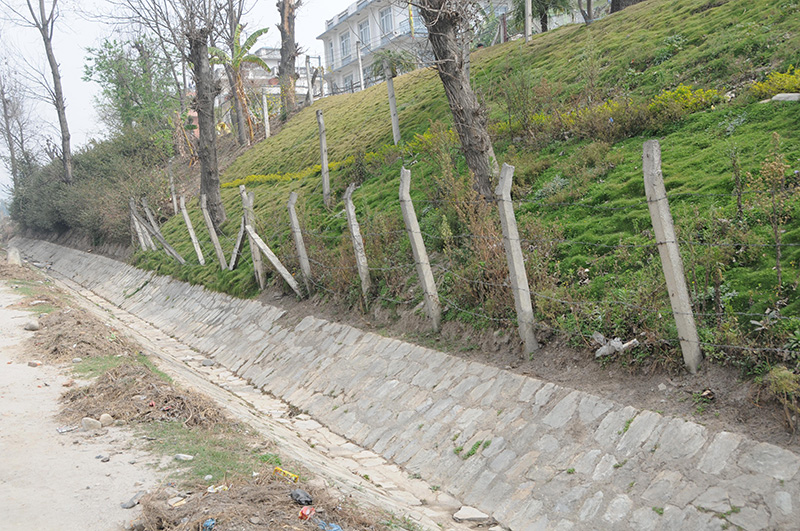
[13,237,800,531]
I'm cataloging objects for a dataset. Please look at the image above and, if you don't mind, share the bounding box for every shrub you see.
[649,84,722,119]
[750,66,800,100]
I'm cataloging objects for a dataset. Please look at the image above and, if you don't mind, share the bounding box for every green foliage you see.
[649,84,722,117]
[366,49,416,81]
[751,66,800,99]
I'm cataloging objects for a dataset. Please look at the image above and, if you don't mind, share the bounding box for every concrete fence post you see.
[399,167,441,332]
[169,168,178,216]
[130,208,148,250]
[643,140,702,374]
[130,202,185,264]
[179,195,205,265]
[495,164,540,355]
[316,110,332,208]
[239,185,266,290]
[229,216,246,271]
[200,194,228,269]
[244,224,304,299]
[141,197,162,237]
[383,60,401,145]
[130,198,155,251]
[356,41,365,91]
[305,55,315,104]
[344,183,371,307]
[524,0,532,42]
[288,192,312,294]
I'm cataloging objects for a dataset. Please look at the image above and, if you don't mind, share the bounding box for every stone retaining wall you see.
[14,237,800,531]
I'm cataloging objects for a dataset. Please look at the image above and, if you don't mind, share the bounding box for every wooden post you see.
[524,0,532,42]
[643,140,702,374]
[141,197,163,237]
[244,224,303,299]
[399,167,441,332]
[200,194,227,269]
[261,89,271,138]
[180,195,205,265]
[316,110,331,208]
[239,185,266,290]
[131,208,185,264]
[288,192,312,294]
[229,216,246,270]
[383,59,401,146]
[305,55,315,104]
[130,198,155,250]
[344,183,371,306]
[356,41,365,91]
[496,164,540,355]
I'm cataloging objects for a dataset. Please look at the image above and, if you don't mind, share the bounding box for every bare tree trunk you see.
[224,64,248,145]
[188,29,226,229]
[277,0,300,116]
[578,0,594,24]
[33,0,72,183]
[611,0,645,13]
[416,0,494,200]
[540,10,548,32]
[0,79,19,188]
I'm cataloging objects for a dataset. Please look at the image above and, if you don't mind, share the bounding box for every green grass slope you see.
[140,0,800,373]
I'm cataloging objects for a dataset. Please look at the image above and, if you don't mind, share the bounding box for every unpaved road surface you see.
[0,282,159,530]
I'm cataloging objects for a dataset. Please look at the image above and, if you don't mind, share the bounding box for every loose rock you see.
[121,491,147,509]
[99,413,114,427]
[27,360,42,367]
[72,357,83,364]
[24,320,41,331]
[201,359,215,366]
[174,453,194,461]
[453,506,490,523]
[7,247,22,266]
[81,417,103,430]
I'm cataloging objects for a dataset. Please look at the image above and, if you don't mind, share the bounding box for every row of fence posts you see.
[131,139,702,374]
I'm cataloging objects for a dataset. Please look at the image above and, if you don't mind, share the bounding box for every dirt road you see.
[0,282,159,530]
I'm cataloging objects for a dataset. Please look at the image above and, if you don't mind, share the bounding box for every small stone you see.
[115,420,127,426]
[72,358,83,364]
[82,417,102,430]
[658,383,667,391]
[167,496,186,507]
[249,516,261,525]
[99,414,114,427]
[453,506,490,523]
[121,491,147,509]
[174,454,194,461]
[204,475,213,481]
[27,360,42,367]
[24,320,40,331]
[201,359,215,366]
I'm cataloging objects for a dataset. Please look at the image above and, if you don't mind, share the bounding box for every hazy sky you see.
[0,0,354,195]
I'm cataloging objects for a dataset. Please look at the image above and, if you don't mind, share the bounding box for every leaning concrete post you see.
[344,183,371,306]
[131,207,185,264]
[179,195,205,265]
[383,59,401,145]
[288,192,312,294]
[399,167,441,332]
[244,224,304,299]
[239,185,266,290]
[169,168,178,216]
[130,209,148,250]
[496,164,540,355]
[316,110,331,208]
[356,41,365,91]
[200,194,228,269]
[643,140,702,374]
[229,216,246,271]
[130,198,155,250]
[141,197,163,237]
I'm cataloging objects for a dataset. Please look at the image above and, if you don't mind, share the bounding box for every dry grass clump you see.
[61,362,227,427]
[34,307,136,361]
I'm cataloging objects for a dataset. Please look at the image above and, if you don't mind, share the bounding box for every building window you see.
[358,19,370,47]
[379,7,393,36]
[343,74,354,90]
[340,32,351,62]
[327,41,334,68]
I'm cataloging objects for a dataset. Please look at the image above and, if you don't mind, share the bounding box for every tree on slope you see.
[210,23,270,144]
[512,0,572,33]
[276,0,300,117]
[411,0,497,201]
[114,0,227,229]
[1,0,73,183]
[611,0,646,13]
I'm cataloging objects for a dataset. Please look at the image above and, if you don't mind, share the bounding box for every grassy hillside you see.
[138,0,800,374]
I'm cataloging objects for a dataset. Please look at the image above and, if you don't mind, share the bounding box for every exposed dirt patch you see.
[262,286,800,453]
[31,307,138,362]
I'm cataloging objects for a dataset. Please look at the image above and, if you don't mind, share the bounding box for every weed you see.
[453,446,464,456]
[566,468,576,474]
[619,417,634,434]
[258,453,282,466]
[430,485,440,492]
[463,441,483,459]
[653,507,664,515]
[613,459,628,469]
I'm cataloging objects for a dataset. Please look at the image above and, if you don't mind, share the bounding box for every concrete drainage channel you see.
[13,237,800,531]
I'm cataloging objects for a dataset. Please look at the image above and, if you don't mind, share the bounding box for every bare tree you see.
[412,0,496,201]
[1,0,73,183]
[113,0,227,228]
[578,0,594,24]
[0,73,20,187]
[276,0,301,117]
